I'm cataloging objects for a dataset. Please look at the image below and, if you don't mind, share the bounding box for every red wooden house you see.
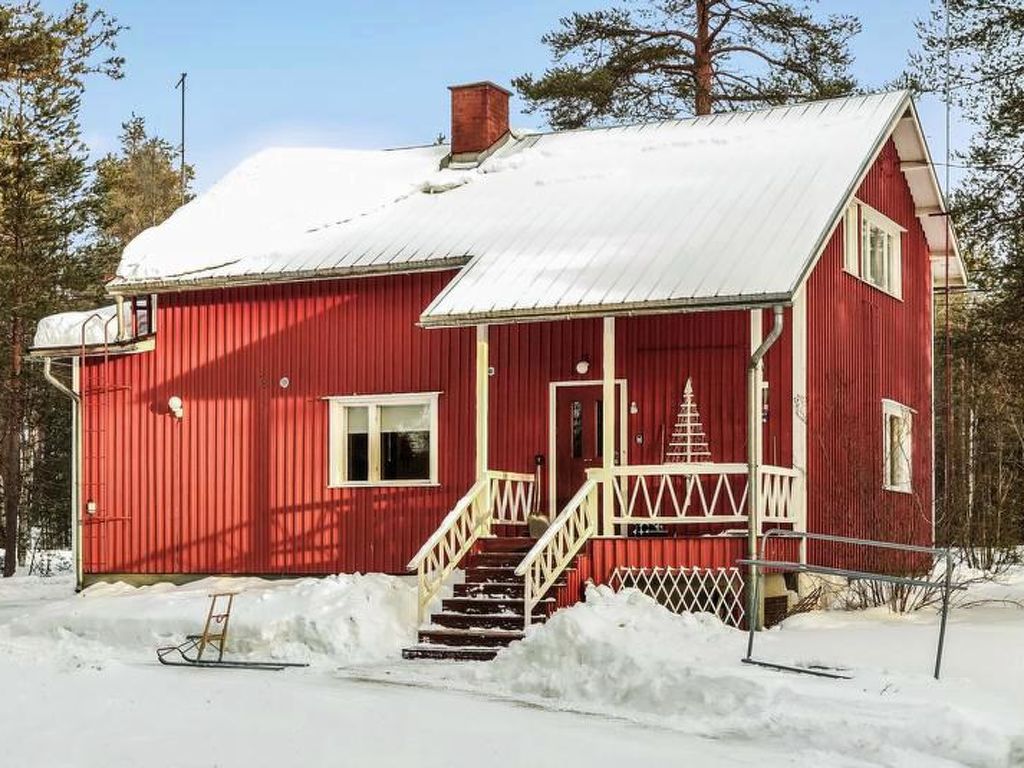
[33,82,965,659]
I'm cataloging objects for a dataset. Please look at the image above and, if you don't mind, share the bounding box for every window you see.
[327,393,439,486]
[131,295,157,337]
[842,200,904,298]
[882,399,913,493]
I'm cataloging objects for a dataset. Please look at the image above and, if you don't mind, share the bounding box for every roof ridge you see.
[505,89,911,142]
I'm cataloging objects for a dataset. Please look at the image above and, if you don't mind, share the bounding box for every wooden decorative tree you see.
[666,378,711,462]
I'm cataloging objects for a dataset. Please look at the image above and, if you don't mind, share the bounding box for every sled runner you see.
[156,591,308,671]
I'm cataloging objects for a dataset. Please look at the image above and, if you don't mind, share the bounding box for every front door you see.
[554,384,620,511]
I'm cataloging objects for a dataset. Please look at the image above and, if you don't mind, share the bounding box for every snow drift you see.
[474,586,1023,768]
[1,573,418,666]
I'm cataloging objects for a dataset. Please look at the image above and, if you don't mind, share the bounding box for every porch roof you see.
[105,91,964,323]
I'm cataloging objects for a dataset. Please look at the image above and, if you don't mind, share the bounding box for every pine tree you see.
[89,114,193,285]
[514,0,860,129]
[913,0,1024,565]
[666,378,711,462]
[0,2,122,576]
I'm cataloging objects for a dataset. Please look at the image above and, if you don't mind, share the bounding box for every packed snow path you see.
[1,571,1022,767]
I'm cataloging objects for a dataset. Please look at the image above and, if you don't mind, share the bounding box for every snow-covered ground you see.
[1,568,1022,767]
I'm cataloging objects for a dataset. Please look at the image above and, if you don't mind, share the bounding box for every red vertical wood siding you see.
[487,310,788,511]
[806,139,934,569]
[81,272,475,575]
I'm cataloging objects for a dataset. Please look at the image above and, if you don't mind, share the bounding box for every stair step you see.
[469,551,525,568]
[464,567,525,584]
[478,537,535,553]
[402,645,498,661]
[418,627,525,648]
[454,581,526,597]
[431,612,544,631]
[465,566,573,585]
[442,596,553,615]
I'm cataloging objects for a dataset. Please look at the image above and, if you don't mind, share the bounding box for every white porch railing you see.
[515,477,600,629]
[515,463,801,627]
[407,470,535,623]
[487,470,535,525]
[606,463,801,527]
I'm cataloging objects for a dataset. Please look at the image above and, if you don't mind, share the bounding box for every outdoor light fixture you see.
[279,376,290,389]
[575,357,590,375]
[168,395,184,419]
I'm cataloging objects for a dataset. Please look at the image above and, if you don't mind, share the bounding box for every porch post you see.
[602,316,616,535]
[475,324,489,479]
[792,288,808,564]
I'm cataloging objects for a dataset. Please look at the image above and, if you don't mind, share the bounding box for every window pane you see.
[346,406,369,481]
[866,223,887,288]
[380,403,429,432]
[570,401,583,459]
[380,404,430,480]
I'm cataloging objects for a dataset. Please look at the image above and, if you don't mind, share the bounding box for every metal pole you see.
[175,72,187,204]
[934,548,953,679]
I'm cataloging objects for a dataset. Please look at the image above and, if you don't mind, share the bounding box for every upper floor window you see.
[882,399,913,493]
[327,393,439,487]
[131,295,157,337]
[843,200,904,299]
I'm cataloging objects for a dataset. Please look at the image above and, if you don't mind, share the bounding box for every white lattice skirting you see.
[608,566,747,628]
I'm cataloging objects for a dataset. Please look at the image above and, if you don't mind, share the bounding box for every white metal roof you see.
[107,90,964,326]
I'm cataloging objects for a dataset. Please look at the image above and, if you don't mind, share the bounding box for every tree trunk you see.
[694,0,713,115]
[2,317,23,577]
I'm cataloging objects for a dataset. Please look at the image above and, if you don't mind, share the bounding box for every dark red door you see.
[554,385,620,511]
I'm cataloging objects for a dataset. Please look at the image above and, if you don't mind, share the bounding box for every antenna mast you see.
[174,72,187,204]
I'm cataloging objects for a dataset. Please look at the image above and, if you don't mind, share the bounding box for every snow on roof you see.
[107,91,963,326]
[114,144,451,283]
[32,304,128,350]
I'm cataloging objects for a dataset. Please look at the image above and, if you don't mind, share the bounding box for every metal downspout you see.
[43,357,83,590]
[746,305,784,632]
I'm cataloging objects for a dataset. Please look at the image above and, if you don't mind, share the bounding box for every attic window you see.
[842,200,904,299]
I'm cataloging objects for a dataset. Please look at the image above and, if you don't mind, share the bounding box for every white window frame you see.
[882,398,913,494]
[842,199,905,300]
[326,392,440,488]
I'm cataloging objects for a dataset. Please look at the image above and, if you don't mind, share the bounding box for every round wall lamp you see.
[168,395,184,419]
[575,357,590,375]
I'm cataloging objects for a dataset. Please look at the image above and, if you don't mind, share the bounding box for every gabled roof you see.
[108,90,965,327]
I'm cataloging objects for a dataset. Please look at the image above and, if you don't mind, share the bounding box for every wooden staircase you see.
[402,536,559,661]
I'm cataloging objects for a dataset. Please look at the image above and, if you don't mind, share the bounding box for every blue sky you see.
[48,0,963,190]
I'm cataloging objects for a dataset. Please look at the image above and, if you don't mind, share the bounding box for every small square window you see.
[328,394,438,486]
[882,399,913,493]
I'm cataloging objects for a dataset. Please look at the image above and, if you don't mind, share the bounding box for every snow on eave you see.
[106,256,472,296]
[417,291,794,329]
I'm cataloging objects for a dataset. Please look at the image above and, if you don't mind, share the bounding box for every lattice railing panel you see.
[608,566,747,628]
[516,478,599,628]
[488,471,535,525]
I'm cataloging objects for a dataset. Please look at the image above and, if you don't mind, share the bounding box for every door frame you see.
[547,378,629,518]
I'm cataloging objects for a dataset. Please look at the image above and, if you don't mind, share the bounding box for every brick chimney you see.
[448,81,511,156]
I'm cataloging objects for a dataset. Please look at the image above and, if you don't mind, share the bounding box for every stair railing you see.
[407,470,536,623]
[515,474,601,629]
